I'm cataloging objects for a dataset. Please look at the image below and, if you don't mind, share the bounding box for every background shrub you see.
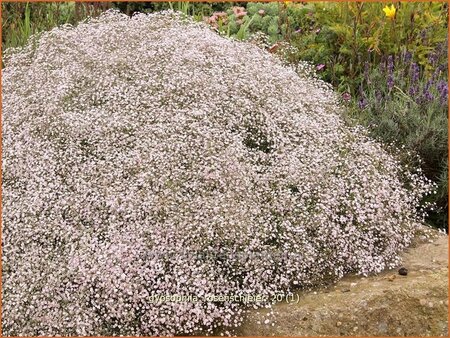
[344,46,448,229]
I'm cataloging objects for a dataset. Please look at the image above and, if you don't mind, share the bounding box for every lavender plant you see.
[2,10,434,336]
[350,43,448,229]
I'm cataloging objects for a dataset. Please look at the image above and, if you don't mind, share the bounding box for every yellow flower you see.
[383,4,396,20]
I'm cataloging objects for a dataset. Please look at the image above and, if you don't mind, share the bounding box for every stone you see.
[378,322,388,334]
[398,267,408,276]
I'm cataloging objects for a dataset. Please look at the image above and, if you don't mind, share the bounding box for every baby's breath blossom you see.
[2,10,434,336]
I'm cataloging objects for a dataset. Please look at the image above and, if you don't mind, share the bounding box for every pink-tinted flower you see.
[232,6,247,18]
[316,64,325,71]
[208,15,217,24]
[2,9,434,337]
[342,92,351,101]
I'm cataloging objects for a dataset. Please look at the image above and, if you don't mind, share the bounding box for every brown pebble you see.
[398,267,408,276]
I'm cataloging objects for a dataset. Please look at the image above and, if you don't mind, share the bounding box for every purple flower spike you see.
[387,55,394,90]
[437,80,448,105]
[410,63,420,83]
[358,97,368,109]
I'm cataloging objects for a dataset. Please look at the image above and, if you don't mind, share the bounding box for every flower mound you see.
[2,10,432,336]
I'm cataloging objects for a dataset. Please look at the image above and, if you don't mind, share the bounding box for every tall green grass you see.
[2,2,109,52]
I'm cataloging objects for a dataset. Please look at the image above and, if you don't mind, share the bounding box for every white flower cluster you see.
[2,10,434,336]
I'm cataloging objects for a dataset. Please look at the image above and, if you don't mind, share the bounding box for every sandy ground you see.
[236,233,448,336]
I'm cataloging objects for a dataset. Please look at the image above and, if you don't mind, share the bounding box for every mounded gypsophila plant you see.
[2,10,434,336]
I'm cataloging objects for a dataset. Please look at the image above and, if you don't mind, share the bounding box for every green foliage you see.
[235,14,257,40]
[200,2,447,96]
[302,1,448,93]
[345,49,448,229]
[2,2,110,51]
